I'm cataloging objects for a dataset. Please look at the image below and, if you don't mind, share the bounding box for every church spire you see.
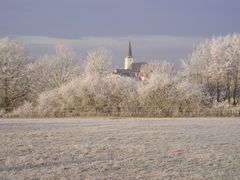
[128,41,133,58]
[124,41,134,69]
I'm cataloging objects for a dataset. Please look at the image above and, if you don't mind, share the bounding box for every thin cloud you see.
[4,35,204,67]
[14,35,203,50]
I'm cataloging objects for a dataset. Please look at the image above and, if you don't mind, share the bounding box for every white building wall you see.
[124,57,134,69]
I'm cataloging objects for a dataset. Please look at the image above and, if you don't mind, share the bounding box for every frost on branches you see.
[84,48,112,77]
[0,38,32,112]
[1,34,240,117]
[182,34,240,106]
[27,45,81,93]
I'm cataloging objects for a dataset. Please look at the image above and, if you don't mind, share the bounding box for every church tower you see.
[124,42,134,69]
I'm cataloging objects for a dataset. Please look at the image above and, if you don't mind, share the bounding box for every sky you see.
[0,0,239,67]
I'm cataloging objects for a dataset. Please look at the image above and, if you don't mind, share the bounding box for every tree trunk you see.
[233,70,238,106]
[3,77,10,112]
[217,81,221,102]
[233,79,238,106]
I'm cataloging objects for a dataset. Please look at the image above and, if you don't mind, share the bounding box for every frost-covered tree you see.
[84,48,112,76]
[23,74,138,117]
[182,33,240,105]
[27,45,81,93]
[9,34,240,118]
[139,61,200,116]
[225,34,240,105]
[142,61,176,88]
[0,38,32,111]
[15,59,203,117]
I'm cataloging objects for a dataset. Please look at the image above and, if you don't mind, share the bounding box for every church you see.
[114,42,146,80]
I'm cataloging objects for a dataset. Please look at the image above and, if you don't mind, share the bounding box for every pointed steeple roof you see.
[127,41,133,58]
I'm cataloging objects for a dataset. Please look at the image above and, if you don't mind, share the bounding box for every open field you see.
[0,118,240,179]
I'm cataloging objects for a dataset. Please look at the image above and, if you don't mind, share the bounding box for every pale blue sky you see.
[0,0,239,67]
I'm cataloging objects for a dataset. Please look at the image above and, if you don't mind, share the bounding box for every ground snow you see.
[0,117,240,179]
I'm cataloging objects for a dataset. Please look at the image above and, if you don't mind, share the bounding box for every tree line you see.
[0,34,240,117]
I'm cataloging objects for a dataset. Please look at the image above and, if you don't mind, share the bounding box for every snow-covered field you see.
[0,118,240,179]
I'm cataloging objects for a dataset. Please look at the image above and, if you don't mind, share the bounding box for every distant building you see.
[114,42,146,80]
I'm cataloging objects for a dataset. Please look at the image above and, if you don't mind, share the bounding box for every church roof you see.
[115,62,147,77]
[127,41,133,58]
[114,69,136,77]
[129,62,147,72]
